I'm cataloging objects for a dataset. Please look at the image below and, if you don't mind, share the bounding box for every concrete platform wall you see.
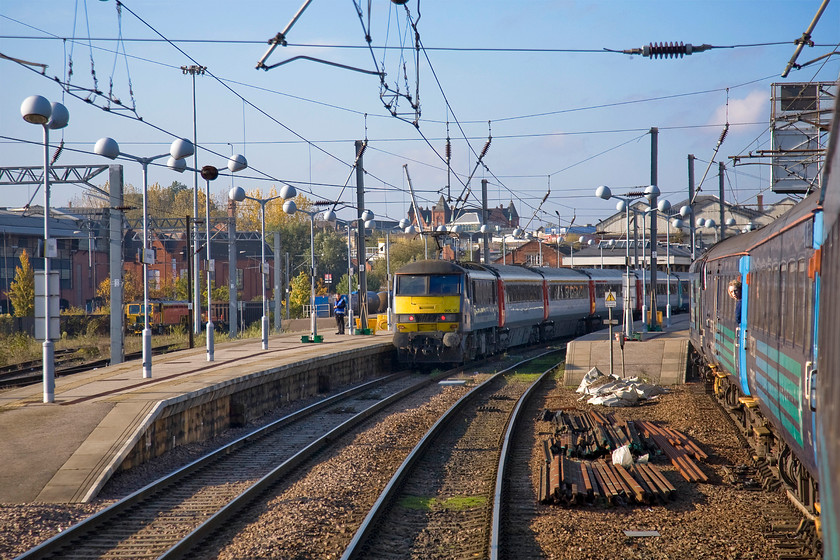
[564,337,689,387]
[120,345,394,471]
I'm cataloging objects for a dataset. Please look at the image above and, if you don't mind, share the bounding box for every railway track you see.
[15,368,455,559]
[341,349,563,560]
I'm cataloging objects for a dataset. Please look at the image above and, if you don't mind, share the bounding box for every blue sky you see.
[1,0,838,230]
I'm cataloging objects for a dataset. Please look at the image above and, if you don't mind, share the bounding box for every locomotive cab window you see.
[396,274,461,295]
[429,275,461,295]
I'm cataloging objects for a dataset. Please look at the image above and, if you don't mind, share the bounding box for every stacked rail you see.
[539,411,707,505]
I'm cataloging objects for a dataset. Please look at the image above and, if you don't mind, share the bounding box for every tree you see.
[335,273,352,296]
[123,270,143,303]
[96,277,111,308]
[314,229,349,291]
[7,249,34,317]
[382,236,426,271]
[288,270,310,319]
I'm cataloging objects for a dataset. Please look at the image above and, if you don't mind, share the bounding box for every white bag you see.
[612,444,633,468]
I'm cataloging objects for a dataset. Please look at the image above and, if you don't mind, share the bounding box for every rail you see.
[341,348,563,559]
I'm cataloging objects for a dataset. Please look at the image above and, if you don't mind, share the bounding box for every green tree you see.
[7,249,35,317]
[335,273,352,297]
[314,229,349,291]
[288,270,310,319]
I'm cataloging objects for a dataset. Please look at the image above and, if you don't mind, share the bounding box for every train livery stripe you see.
[753,339,805,447]
[714,325,737,376]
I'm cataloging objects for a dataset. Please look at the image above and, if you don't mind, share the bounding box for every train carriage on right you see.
[690,191,824,535]
[817,82,840,560]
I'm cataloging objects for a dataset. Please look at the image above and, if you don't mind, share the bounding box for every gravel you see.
[0,369,796,560]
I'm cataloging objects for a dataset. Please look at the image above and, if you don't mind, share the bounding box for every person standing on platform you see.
[334,294,347,334]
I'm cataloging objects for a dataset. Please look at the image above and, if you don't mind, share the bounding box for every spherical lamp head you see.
[47,102,69,130]
[479,224,488,234]
[283,199,297,215]
[672,218,684,229]
[616,200,627,212]
[588,239,594,246]
[200,165,219,181]
[399,218,408,229]
[361,209,374,222]
[228,154,247,173]
[364,219,375,230]
[644,185,660,200]
[695,217,705,227]
[167,157,187,173]
[513,227,522,237]
[449,224,460,233]
[94,137,120,160]
[725,218,736,227]
[279,184,296,200]
[170,138,194,160]
[705,219,716,228]
[657,199,671,213]
[595,185,612,200]
[229,186,246,202]
[680,205,692,217]
[20,95,51,125]
[323,209,337,222]
[405,225,416,234]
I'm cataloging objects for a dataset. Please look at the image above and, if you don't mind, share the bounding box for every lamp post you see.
[20,96,69,403]
[95,136,193,378]
[229,185,296,349]
[198,155,247,361]
[284,201,334,341]
[657,200,692,328]
[596,186,650,339]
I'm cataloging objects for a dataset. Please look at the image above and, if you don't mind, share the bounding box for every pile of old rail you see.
[15,368,458,560]
[538,411,708,506]
[0,343,181,389]
[341,348,564,560]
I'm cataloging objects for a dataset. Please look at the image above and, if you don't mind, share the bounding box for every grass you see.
[0,321,272,367]
[399,495,487,511]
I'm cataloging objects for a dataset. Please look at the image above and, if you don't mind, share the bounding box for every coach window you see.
[785,261,796,344]
[798,258,811,349]
[777,264,786,341]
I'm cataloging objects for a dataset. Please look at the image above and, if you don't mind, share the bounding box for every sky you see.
[1,0,839,232]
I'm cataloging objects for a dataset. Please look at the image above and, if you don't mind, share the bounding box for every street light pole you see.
[182,64,206,336]
[284,200,331,341]
[95,136,194,378]
[198,154,247,361]
[230,185,295,349]
[21,96,69,403]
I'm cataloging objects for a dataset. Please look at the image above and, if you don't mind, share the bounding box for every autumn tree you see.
[7,249,35,317]
[288,270,310,319]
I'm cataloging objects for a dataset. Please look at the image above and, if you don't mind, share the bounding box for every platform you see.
[0,327,394,504]
[563,313,690,386]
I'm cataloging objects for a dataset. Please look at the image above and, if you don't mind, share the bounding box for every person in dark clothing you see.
[728,279,742,323]
[334,295,347,334]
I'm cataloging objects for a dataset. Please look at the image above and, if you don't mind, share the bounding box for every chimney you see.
[757,194,763,213]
